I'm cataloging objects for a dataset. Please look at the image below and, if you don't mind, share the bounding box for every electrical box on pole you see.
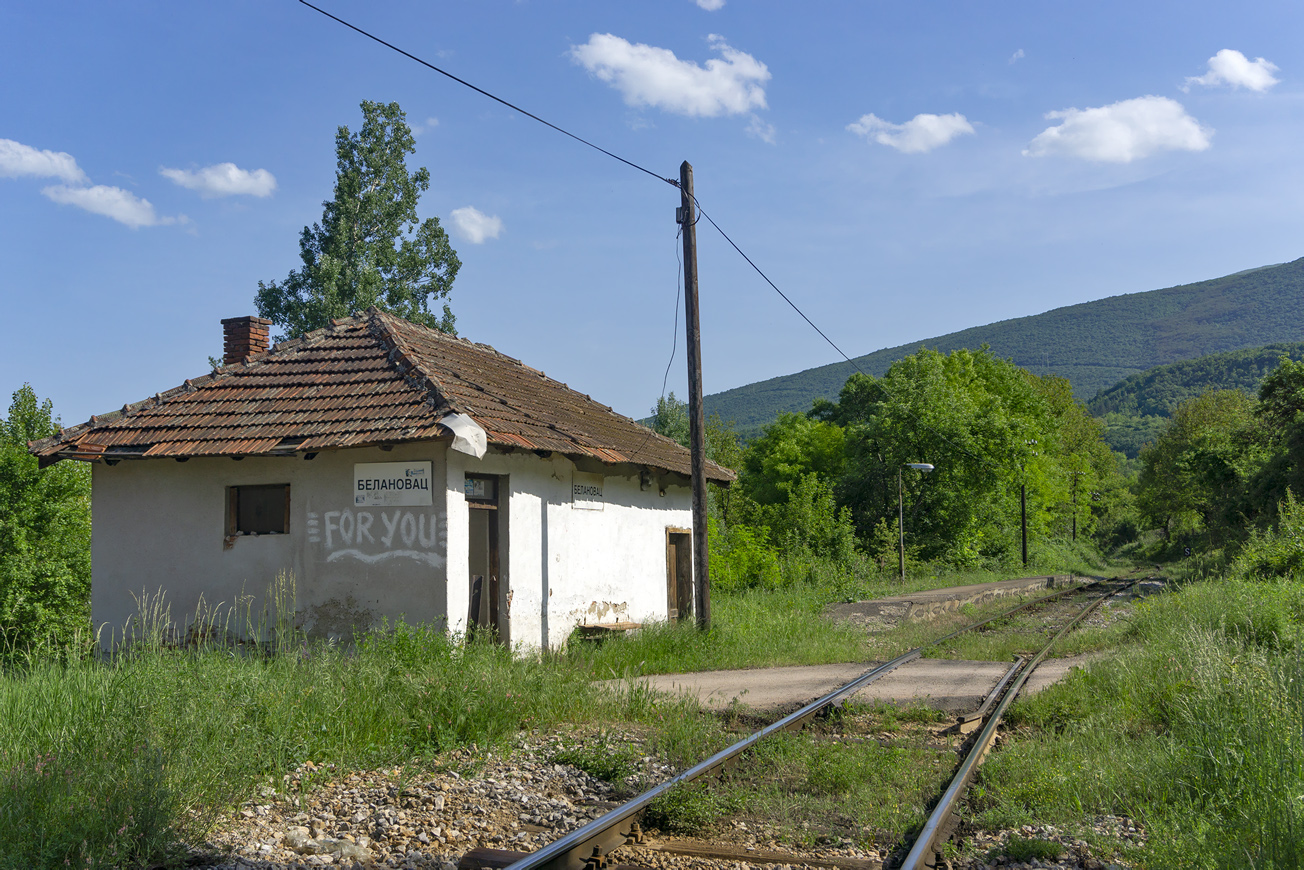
[677,161,710,631]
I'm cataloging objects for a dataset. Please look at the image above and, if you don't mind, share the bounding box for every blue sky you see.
[3,1,1301,427]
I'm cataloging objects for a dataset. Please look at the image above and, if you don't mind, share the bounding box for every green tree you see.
[826,348,1067,567]
[257,100,461,339]
[740,413,845,506]
[1136,389,1260,543]
[0,385,91,654]
[650,392,690,447]
[1246,357,1304,522]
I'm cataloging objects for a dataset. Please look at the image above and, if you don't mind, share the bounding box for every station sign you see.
[354,460,434,507]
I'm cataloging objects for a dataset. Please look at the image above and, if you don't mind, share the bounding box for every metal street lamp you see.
[899,463,934,582]
[1021,440,1037,569]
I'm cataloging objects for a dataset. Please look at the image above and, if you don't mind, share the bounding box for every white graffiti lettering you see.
[356,511,375,544]
[418,513,437,549]
[314,508,446,567]
[380,510,400,547]
[323,511,340,547]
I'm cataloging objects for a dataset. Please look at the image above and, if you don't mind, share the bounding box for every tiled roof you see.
[29,309,734,482]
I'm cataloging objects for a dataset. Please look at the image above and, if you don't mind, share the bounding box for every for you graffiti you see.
[306,509,446,567]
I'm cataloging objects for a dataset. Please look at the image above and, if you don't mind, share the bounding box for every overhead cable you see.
[296,0,987,465]
[296,0,677,187]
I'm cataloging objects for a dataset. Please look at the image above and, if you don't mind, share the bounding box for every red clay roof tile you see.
[30,309,733,482]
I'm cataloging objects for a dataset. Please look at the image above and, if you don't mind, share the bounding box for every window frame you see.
[225,483,291,537]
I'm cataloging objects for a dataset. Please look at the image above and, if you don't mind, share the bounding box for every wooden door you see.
[666,529,692,622]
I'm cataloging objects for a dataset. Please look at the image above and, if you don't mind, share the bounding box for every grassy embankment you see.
[974,576,1304,868]
[0,550,1110,869]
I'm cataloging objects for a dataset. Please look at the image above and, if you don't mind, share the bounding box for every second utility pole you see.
[678,160,710,631]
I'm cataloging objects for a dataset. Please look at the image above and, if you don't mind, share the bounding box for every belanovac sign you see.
[354,461,434,507]
[572,471,605,511]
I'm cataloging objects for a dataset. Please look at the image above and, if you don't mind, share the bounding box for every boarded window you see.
[226,484,290,535]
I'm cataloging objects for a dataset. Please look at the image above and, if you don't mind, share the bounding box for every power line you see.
[693,198,986,465]
[693,202,865,380]
[296,0,677,188]
[662,225,685,402]
[296,0,990,466]
[296,0,862,392]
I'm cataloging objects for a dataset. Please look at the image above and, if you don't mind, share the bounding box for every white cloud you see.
[746,114,776,144]
[1009,49,1025,65]
[1184,49,1280,92]
[846,112,975,154]
[41,184,180,229]
[412,117,440,137]
[1024,95,1211,163]
[0,138,87,184]
[695,0,725,9]
[569,33,769,117]
[449,206,503,244]
[160,162,277,198]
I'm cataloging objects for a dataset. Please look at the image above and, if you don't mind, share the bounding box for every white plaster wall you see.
[91,443,449,646]
[91,440,693,654]
[444,449,692,653]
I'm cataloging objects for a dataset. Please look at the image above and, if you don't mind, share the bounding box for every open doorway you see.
[466,474,507,643]
[666,528,692,623]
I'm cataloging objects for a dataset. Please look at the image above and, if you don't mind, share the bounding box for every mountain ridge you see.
[705,257,1304,434]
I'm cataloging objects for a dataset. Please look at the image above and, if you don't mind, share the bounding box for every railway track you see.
[459,575,1142,870]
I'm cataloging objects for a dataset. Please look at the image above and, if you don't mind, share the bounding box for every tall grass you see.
[564,584,875,677]
[973,578,1304,868]
[0,601,595,869]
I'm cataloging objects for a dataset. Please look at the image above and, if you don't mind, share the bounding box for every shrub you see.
[1231,489,1304,580]
[709,517,782,593]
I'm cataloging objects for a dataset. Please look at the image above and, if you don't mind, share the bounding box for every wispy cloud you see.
[450,206,503,244]
[160,162,276,198]
[569,33,769,117]
[1009,49,1025,65]
[0,138,87,184]
[694,0,725,10]
[847,112,975,154]
[41,184,181,229]
[1024,95,1211,163]
[411,117,440,138]
[746,114,776,144]
[1183,49,1280,92]
[2,138,186,227]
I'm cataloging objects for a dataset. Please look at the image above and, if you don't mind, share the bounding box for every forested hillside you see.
[1087,342,1304,417]
[1086,342,1304,457]
[706,257,1304,435]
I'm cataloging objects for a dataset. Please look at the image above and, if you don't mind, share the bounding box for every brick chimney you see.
[221,316,272,365]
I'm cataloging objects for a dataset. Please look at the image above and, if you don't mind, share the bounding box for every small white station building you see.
[31,310,733,651]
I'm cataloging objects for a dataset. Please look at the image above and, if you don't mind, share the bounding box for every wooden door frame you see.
[466,474,506,643]
[666,527,692,623]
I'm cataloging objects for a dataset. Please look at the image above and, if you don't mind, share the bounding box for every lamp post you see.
[1020,440,1037,569]
[899,463,934,582]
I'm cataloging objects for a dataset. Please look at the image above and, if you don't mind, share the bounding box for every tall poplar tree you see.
[257,100,461,339]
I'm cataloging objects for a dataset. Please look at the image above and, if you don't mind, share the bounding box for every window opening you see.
[226,484,290,535]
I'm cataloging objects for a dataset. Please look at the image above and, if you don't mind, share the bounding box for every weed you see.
[550,732,642,784]
[644,782,737,834]
[1003,835,1064,861]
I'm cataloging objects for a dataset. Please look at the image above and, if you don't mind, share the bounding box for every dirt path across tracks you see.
[608,653,1102,714]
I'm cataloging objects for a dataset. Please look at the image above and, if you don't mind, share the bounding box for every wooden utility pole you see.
[678,161,710,631]
[897,468,906,583]
[1020,482,1028,568]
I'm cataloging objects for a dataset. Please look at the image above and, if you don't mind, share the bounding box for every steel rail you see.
[503,647,922,870]
[490,575,1104,870]
[899,579,1138,870]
